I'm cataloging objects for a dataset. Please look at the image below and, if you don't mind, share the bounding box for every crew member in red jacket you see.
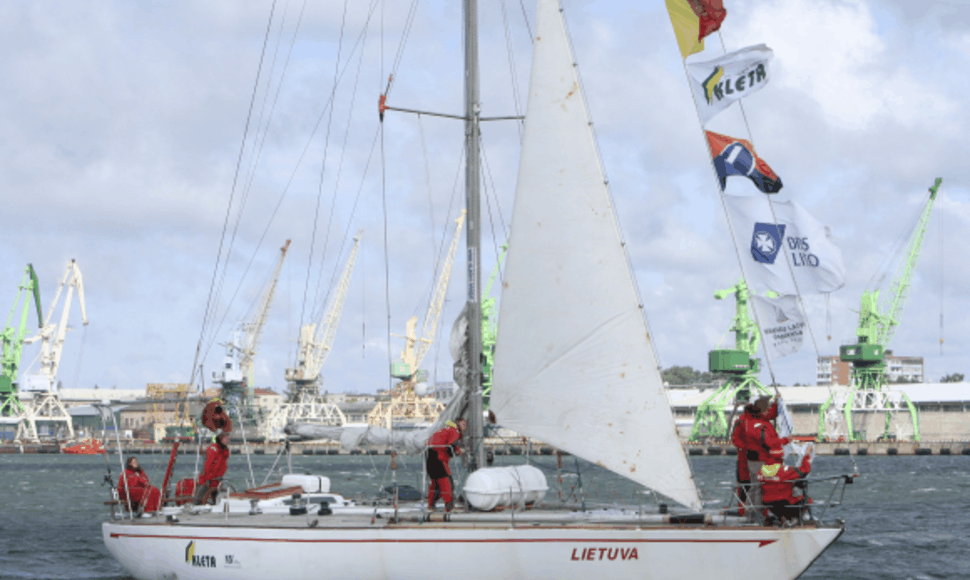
[757,443,814,524]
[733,391,786,516]
[426,418,466,512]
[117,457,162,513]
[194,432,231,505]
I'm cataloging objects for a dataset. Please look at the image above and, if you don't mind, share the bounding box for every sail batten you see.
[490,0,701,510]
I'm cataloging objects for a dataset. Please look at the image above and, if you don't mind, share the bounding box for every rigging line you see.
[240,0,296,212]
[191,0,279,386]
[241,0,309,208]
[385,0,421,98]
[871,204,922,291]
[246,0,380,259]
[936,185,946,356]
[380,104,393,395]
[300,0,352,337]
[479,138,507,276]
[201,243,279,364]
[313,23,371,323]
[70,325,87,389]
[413,142,465,323]
[517,0,533,42]
[673,53,780,387]
[499,0,525,137]
[419,114,437,273]
[715,33,824,361]
[478,132,509,240]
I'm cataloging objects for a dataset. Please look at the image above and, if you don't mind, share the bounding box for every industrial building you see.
[668,383,970,441]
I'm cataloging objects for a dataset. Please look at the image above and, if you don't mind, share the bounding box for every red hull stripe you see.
[110,533,776,548]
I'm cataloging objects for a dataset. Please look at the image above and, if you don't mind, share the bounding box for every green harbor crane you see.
[481,244,507,409]
[688,278,771,441]
[818,177,941,442]
[0,265,43,417]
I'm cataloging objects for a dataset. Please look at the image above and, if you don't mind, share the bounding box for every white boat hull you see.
[103,518,842,580]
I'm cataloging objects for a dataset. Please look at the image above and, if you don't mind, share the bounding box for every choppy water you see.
[0,450,967,579]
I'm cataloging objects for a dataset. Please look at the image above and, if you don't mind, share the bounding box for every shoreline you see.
[2,439,968,456]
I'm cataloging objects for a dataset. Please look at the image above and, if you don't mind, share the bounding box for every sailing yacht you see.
[102,1,844,578]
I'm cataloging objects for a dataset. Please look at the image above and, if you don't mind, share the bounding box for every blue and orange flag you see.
[706,131,782,194]
[665,0,727,59]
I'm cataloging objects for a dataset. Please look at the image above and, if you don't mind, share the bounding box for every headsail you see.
[490,0,701,510]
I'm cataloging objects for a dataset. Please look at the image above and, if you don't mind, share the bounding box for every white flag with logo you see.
[752,293,805,359]
[724,195,846,295]
[687,44,773,125]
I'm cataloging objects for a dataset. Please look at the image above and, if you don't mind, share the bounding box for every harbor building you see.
[669,383,970,441]
[817,352,924,386]
[58,388,144,407]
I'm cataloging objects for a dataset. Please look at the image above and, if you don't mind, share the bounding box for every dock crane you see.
[819,178,942,442]
[18,259,87,442]
[0,265,43,419]
[368,210,466,428]
[212,240,290,427]
[259,231,363,441]
[481,244,507,409]
[688,279,771,441]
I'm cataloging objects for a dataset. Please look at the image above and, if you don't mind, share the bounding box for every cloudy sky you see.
[1,0,966,399]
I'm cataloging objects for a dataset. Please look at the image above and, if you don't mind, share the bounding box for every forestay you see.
[490,0,701,510]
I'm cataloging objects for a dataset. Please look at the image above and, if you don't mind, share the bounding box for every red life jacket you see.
[757,455,811,504]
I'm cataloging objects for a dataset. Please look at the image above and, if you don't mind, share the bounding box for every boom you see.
[239,240,291,379]
[213,240,290,422]
[285,230,362,386]
[394,210,466,379]
[23,260,87,392]
[0,265,42,415]
[878,177,941,347]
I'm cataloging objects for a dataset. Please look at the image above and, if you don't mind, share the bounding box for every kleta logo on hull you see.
[185,540,217,568]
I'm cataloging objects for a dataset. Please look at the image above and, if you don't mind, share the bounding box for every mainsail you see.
[490,0,701,510]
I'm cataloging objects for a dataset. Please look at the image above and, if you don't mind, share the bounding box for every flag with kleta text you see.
[687,45,772,124]
[665,0,727,59]
[724,195,846,296]
[706,131,783,193]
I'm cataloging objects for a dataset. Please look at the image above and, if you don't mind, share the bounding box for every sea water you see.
[0,451,967,579]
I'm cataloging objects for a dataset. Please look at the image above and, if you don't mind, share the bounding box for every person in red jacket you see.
[117,457,162,513]
[757,443,814,524]
[733,392,786,516]
[426,418,466,512]
[194,432,231,505]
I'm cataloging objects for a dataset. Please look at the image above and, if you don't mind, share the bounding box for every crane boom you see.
[238,240,290,379]
[414,210,466,371]
[23,259,87,391]
[286,230,363,384]
[0,265,42,413]
[879,177,941,346]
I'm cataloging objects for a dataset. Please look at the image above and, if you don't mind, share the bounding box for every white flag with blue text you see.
[725,195,846,296]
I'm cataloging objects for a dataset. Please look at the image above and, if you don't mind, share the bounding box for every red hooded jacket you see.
[198,442,230,486]
[427,423,462,476]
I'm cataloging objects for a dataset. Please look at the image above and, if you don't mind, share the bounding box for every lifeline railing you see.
[728,472,854,526]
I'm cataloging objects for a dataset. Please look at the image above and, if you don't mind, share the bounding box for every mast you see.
[463,0,485,470]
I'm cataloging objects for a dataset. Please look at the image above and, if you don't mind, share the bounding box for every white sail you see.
[490,0,701,510]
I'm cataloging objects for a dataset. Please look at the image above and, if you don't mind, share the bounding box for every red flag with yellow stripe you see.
[665,0,727,59]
